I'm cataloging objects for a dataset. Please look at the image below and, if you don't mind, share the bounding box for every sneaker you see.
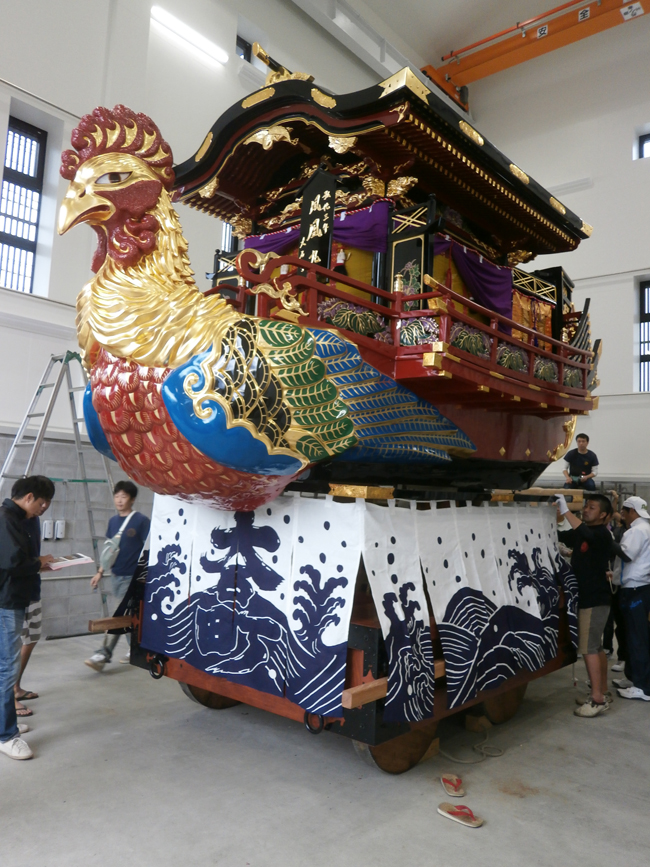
[617,686,650,701]
[85,652,107,672]
[574,699,609,717]
[17,723,30,735]
[612,677,633,689]
[611,662,625,672]
[0,736,33,760]
[575,691,613,706]
[119,654,130,664]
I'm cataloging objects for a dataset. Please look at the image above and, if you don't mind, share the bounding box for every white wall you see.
[467,17,650,483]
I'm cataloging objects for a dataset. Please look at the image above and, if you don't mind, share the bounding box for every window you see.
[640,133,650,160]
[236,34,252,63]
[0,117,47,292]
[222,221,235,253]
[640,280,650,392]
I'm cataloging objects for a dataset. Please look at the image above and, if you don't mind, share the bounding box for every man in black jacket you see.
[0,476,54,760]
[556,492,626,718]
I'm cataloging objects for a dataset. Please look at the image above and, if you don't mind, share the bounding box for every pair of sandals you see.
[438,774,484,828]
[15,690,38,717]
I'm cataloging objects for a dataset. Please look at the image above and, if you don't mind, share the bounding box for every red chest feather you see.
[90,350,291,510]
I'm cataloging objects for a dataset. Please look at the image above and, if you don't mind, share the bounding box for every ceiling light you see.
[151,6,229,66]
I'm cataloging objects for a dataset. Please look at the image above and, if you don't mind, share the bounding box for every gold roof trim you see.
[243,125,298,151]
[242,87,276,109]
[379,68,430,104]
[198,176,219,199]
[550,196,566,215]
[459,120,484,146]
[312,88,337,108]
[509,163,529,184]
[194,132,213,162]
[581,221,593,237]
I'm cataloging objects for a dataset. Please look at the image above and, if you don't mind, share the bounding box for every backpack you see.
[99,511,136,574]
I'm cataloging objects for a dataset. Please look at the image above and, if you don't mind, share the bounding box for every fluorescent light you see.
[151,6,229,66]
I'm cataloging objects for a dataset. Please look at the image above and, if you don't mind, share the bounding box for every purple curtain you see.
[245,200,390,255]
[434,236,513,331]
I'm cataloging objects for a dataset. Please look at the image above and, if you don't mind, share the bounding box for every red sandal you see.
[440,774,465,797]
[437,802,484,828]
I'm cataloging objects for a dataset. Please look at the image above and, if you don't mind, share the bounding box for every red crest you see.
[60,105,174,189]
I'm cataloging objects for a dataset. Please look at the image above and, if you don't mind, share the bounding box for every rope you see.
[437,729,504,764]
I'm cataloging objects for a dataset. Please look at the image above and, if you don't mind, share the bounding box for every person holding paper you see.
[0,476,55,761]
[85,481,150,672]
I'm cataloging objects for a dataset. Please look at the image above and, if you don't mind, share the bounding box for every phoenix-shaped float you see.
[58,105,474,509]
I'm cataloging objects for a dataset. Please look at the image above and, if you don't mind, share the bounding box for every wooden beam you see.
[88,616,133,633]
[341,659,446,709]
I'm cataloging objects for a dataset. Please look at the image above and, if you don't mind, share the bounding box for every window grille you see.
[222,221,235,253]
[640,280,650,392]
[0,117,47,292]
[639,133,650,160]
[236,35,252,63]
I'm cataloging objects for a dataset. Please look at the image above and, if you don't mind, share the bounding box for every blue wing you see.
[310,328,475,464]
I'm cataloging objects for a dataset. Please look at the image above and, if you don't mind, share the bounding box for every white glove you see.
[555,494,570,516]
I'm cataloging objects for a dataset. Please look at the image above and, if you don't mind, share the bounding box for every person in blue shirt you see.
[84,481,150,672]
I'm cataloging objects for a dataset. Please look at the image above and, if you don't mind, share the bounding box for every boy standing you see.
[85,481,149,672]
[0,476,54,761]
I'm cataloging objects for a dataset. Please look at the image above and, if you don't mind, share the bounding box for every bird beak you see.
[58,185,112,235]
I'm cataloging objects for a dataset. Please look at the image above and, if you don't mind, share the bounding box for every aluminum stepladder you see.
[0,350,115,618]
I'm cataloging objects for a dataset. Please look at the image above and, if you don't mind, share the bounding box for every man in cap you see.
[556,493,626,717]
[615,496,650,701]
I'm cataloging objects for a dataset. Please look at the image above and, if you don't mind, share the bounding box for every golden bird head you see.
[59,105,174,271]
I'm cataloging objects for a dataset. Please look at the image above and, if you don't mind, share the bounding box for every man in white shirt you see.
[616,496,650,701]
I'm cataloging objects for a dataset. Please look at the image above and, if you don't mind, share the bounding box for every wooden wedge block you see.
[341,660,447,709]
[88,616,133,633]
[465,714,493,732]
[421,737,440,762]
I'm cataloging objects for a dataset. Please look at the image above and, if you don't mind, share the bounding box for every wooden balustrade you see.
[208,250,593,395]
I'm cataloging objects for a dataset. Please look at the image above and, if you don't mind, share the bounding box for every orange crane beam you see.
[423,0,645,101]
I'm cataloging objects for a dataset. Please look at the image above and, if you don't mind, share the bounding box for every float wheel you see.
[482,683,528,725]
[352,720,438,774]
[180,682,241,709]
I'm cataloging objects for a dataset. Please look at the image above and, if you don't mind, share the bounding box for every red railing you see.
[210,249,593,394]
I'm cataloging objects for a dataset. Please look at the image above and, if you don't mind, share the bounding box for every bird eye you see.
[96,172,131,185]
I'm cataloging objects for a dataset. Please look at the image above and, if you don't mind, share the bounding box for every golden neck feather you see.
[76,189,237,369]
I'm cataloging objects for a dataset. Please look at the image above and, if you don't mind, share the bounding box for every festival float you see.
[58,47,599,772]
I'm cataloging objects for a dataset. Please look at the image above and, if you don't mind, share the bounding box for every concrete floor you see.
[1,637,649,867]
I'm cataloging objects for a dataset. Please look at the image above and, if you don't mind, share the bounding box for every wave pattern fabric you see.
[141,493,362,716]
[363,502,436,722]
[417,502,577,709]
[141,495,577,722]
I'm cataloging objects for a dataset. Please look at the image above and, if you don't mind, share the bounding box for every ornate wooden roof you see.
[173,66,591,258]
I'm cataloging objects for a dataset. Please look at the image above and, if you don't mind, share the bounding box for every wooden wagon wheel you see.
[482,683,528,725]
[352,720,438,774]
[180,682,241,709]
